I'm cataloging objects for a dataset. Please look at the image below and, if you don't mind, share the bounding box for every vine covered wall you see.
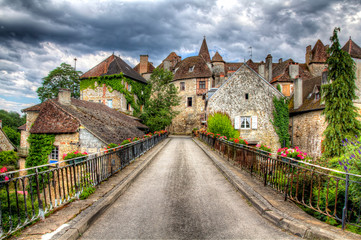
[80,74,151,116]
[26,133,55,169]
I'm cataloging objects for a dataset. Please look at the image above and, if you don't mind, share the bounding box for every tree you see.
[207,112,239,139]
[140,68,180,131]
[3,126,20,146]
[37,63,82,102]
[0,110,25,130]
[322,27,361,157]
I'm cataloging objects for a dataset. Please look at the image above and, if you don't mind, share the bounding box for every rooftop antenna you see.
[74,58,77,71]
[249,46,252,60]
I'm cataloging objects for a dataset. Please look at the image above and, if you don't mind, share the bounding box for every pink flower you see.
[17,191,28,195]
[297,154,302,158]
[0,167,7,173]
[83,152,88,155]
[281,153,287,157]
[63,153,67,159]
[301,156,304,160]
[74,151,79,154]
[4,176,9,181]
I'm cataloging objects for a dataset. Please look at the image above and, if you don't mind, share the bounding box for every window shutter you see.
[234,116,240,129]
[251,116,257,129]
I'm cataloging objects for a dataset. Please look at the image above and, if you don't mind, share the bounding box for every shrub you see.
[207,113,239,139]
[0,150,18,167]
[63,151,88,164]
[277,147,308,160]
[230,137,248,145]
[79,186,96,200]
[107,143,118,149]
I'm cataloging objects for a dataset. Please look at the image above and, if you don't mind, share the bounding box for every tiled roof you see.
[173,56,212,80]
[289,76,324,114]
[342,38,361,59]
[212,51,224,62]
[245,59,260,73]
[22,103,42,112]
[18,124,26,131]
[26,98,147,144]
[270,60,312,84]
[198,38,211,63]
[158,52,181,70]
[225,62,243,74]
[80,54,147,83]
[133,62,155,74]
[310,40,328,63]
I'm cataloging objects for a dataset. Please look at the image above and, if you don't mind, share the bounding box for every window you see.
[199,81,206,89]
[245,93,249,100]
[107,99,113,108]
[187,97,192,107]
[180,82,185,91]
[49,146,59,163]
[189,65,195,72]
[127,103,131,111]
[240,117,251,129]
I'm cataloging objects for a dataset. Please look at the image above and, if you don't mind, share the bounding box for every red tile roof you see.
[133,62,155,74]
[310,39,328,63]
[173,56,212,80]
[198,38,211,63]
[342,38,361,59]
[212,51,224,62]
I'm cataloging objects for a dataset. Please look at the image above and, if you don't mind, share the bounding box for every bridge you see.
[1,135,360,239]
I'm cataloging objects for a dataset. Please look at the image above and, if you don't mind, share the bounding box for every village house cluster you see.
[2,36,361,167]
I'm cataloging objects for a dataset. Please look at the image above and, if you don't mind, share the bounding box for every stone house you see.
[0,120,16,152]
[207,63,284,150]
[20,89,147,165]
[80,54,148,115]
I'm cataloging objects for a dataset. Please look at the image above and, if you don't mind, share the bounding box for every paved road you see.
[80,136,297,239]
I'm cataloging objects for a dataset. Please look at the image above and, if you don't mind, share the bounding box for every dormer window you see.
[189,66,195,72]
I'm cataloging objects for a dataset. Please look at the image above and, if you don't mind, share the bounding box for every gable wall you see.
[207,66,281,151]
[0,129,14,152]
[79,127,106,154]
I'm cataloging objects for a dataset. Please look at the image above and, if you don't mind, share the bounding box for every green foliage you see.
[276,84,281,92]
[80,73,151,116]
[120,139,131,145]
[26,134,55,169]
[3,126,20,146]
[63,150,88,164]
[322,28,361,157]
[0,150,18,167]
[107,143,118,149]
[79,186,96,200]
[271,96,290,148]
[0,109,26,131]
[207,113,240,139]
[37,63,82,102]
[140,68,180,131]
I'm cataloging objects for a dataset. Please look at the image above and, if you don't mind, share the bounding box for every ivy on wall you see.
[80,73,151,116]
[26,134,55,170]
[271,96,290,148]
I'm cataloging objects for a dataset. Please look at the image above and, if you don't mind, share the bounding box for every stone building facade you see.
[0,120,16,152]
[20,89,147,166]
[207,63,284,150]
[80,54,147,115]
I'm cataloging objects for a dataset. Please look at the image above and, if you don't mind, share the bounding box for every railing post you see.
[342,174,350,230]
[264,156,268,186]
[35,168,45,220]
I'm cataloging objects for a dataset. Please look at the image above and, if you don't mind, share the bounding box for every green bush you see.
[3,126,20,146]
[79,186,96,200]
[207,113,239,139]
[0,150,18,167]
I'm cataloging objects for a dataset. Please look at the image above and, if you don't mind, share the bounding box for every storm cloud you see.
[0,0,360,112]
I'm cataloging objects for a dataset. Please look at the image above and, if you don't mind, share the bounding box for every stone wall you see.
[170,78,210,134]
[290,110,326,159]
[354,58,361,103]
[0,129,14,151]
[308,63,327,77]
[79,127,106,154]
[81,83,131,114]
[207,65,282,151]
[54,133,79,163]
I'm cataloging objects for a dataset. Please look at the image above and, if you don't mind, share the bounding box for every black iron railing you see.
[199,133,361,231]
[0,133,168,239]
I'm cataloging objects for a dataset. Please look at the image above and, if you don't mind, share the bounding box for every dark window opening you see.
[187,97,192,107]
[245,93,249,100]
[199,81,206,89]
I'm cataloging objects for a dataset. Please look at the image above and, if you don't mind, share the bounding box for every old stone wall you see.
[291,110,326,159]
[79,127,106,154]
[207,65,282,151]
[354,59,361,103]
[54,133,79,163]
[81,83,131,114]
[308,63,327,77]
[170,78,210,134]
[0,129,14,151]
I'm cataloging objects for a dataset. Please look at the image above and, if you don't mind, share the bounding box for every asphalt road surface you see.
[80,136,297,239]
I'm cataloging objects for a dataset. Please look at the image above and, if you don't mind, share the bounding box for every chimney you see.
[0,120,2,129]
[279,58,283,63]
[289,63,299,80]
[265,54,273,82]
[139,55,148,75]
[258,62,265,78]
[58,89,71,105]
[305,45,312,66]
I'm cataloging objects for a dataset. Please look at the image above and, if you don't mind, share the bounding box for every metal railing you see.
[0,133,168,239]
[199,133,361,231]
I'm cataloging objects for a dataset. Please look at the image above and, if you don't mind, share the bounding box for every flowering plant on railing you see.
[144,133,152,138]
[206,132,215,138]
[219,136,227,140]
[256,143,272,153]
[277,147,307,160]
[215,134,221,139]
[64,151,88,163]
[230,137,248,145]
[0,167,9,181]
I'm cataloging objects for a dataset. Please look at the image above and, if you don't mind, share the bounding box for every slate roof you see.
[173,56,212,81]
[212,51,224,62]
[310,40,328,63]
[198,38,211,63]
[289,76,324,115]
[342,38,361,59]
[24,98,147,144]
[133,61,155,74]
[80,54,147,83]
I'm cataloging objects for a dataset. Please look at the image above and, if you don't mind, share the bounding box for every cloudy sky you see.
[1,0,360,113]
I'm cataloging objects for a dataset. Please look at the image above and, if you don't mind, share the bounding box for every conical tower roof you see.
[342,37,361,59]
[198,37,211,63]
[311,39,328,63]
[212,51,224,62]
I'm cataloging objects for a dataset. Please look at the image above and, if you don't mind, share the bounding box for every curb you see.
[193,138,359,240]
[54,138,171,240]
